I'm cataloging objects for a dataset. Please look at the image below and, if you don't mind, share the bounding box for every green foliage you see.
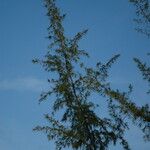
[129,0,150,141]
[33,0,150,149]
[134,56,150,93]
[106,86,150,141]
[129,0,150,37]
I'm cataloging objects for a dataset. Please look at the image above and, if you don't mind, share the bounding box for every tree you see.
[33,0,150,149]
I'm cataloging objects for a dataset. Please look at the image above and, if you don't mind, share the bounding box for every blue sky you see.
[0,0,150,150]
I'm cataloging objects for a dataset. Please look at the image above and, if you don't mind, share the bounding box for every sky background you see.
[0,0,150,150]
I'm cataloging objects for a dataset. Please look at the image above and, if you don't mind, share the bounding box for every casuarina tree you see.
[33,0,150,149]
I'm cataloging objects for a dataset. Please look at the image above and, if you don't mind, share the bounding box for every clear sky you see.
[0,0,150,150]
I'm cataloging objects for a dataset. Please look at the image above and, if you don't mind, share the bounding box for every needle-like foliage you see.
[33,0,150,149]
[129,0,150,37]
[134,56,150,93]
